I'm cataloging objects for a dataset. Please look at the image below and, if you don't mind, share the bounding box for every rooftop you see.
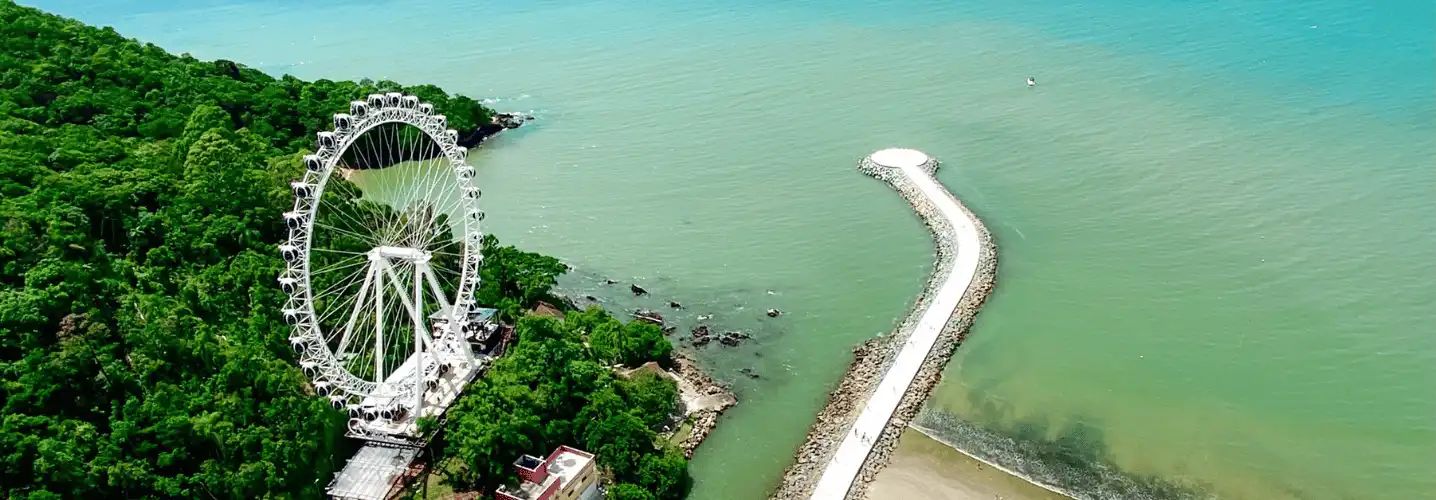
[497,447,595,500]
[516,454,544,472]
[546,449,593,488]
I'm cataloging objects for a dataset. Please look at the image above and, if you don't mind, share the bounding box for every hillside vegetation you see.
[0,2,687,499]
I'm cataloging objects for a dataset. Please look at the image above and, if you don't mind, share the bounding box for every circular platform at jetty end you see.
[868,148,931,169]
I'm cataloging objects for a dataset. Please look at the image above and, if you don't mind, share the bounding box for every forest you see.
[0,1,683,499]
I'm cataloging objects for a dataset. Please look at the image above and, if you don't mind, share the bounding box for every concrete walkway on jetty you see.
[809,149,983,500]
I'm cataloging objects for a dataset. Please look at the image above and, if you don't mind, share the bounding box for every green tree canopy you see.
[608,483,658,500]
[618,371,680,430]
[441,309,686,497]
[0,1,501,497]
[477,234,568,321]
[588,312,676,368]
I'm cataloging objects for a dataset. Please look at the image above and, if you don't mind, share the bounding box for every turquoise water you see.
[28,0,1435,498]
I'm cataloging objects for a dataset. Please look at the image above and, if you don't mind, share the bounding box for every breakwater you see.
[770,149,997,500]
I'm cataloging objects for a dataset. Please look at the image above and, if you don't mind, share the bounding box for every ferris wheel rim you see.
[280,92,484,406]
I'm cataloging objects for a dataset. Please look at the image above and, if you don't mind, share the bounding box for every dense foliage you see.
[0,2,510,498]
[477,234,568,322]
[439,308,685,499]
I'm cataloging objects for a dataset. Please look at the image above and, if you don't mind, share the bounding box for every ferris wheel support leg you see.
[381,266,444,372]
[412,262,426,417]
[374,259,388,384]
[419,263,454,322]
[419,262,476,365]
[337,264,378,357]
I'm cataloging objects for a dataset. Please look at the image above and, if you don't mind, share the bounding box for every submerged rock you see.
[630,284,649,296]
[632,309,665,325]
[718,330,750,347]
[493,112,531,129]
[668,301,683,309]
[690,325,713,346]
[766,308,783,318]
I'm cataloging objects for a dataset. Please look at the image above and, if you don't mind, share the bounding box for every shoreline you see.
[614,351,738,459]
[669,351,739,458]
[868,427,1073,500]
[901,424,1080,500]
[771,151,998,500]
[458,111,531,148]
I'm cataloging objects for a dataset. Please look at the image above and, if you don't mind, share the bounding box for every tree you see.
[636,447,690,500]
[587,319,625,365]
[589,319,675,368]
[440,310,689,496]
[607,483,657,500]
[618,371,679,430]
[620,321,674,367]
[477,234,567,318]
[582,411,653,480]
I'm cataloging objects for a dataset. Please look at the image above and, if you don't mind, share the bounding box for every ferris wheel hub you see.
[369,245,431,263]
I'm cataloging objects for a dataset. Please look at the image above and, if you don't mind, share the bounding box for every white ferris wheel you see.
[279,93,485,442]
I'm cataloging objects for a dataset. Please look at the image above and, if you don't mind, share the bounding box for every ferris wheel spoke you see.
[431,232,465,250]
[334,264,377,352]
[353,130,400,242]
[381,263,440,365]
[312,247,369,257]
[383,125,415,241]
[413,155,446,218]
[341,309,377,377]
[418,213,463,253]
[321,199,384,247]
[420,263,457,317]
[314,278,373,334]
[409,146,451,226]
[318,282,367,328]
[377,265,410,383]
[314,222,383,248]
[311,256,368,279]
[312,262,371,304]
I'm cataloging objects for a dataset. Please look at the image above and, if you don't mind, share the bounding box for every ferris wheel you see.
[279,93,485,440]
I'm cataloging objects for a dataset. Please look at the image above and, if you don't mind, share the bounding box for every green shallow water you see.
[28,0,1436,498]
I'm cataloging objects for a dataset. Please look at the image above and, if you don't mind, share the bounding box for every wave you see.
[480,94,532,105]
[913,409,1216,500]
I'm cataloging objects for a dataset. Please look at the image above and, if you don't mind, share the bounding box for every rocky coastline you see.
[669,352,739,458]
[770,154,998,500]
[562,276,763,459]
[456,111,531,148]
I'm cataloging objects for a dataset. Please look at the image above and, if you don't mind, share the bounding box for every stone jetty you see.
[770,149,998,500]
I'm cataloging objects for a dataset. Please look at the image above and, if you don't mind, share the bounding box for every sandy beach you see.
[867,428,1071,500]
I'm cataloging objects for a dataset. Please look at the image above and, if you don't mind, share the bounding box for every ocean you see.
[24,0,1435,498]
